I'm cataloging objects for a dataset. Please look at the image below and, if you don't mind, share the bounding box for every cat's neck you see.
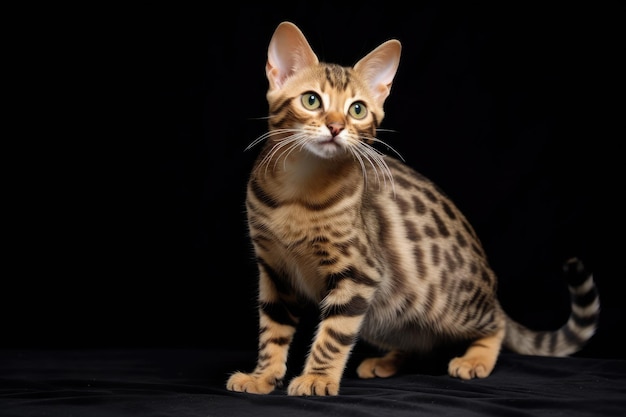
[252,147,362,202]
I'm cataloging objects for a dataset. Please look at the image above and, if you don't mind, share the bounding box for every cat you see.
[226,21,599,396]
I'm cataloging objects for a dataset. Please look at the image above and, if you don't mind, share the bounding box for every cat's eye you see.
[301,92,322,110]
[348,101,367,119]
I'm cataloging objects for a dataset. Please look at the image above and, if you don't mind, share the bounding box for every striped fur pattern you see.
[226,22,599,396]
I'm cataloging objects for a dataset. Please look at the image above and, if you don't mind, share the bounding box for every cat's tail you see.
[503,258,600,357]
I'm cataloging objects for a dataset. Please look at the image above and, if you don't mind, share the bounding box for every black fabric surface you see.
[1,349,624,417]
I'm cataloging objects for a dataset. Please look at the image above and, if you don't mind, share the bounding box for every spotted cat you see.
[226,21,599,396]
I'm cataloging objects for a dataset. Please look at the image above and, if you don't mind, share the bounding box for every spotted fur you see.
[226,21,599,396]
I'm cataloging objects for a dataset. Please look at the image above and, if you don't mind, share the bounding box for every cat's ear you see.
[266,22,319,91]
[354,40,401,106]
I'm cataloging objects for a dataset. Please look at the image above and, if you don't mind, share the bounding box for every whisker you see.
[356,146,382,186]
[275,135,308,172]
[264,135,301,176]
[245,128,297,151]
[355,138,397,197]
[245,132,272,152]
[368,151,392,191]
[368,136,405,162]
[348,147,370,188]
[251,132,296,176]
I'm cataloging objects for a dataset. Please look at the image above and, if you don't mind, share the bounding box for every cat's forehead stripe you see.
[323,64,350,92]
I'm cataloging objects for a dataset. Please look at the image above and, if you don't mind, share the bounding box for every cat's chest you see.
[247,169,365,245]
[257,202,358,245]
[249,201,363,301]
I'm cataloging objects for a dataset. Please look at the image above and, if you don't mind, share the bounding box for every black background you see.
[7,4,619,360]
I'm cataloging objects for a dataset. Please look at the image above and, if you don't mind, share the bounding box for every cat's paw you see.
[356,357,399,379]
[287,374,339,396]
[448,355,494,380]
[226,372,280,394]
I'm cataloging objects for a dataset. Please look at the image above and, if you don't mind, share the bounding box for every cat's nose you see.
[327,122,344,137]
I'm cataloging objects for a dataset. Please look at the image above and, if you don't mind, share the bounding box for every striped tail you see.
[503,258,600,356]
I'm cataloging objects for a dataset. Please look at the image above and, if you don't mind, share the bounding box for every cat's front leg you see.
[227,268,299,394]
[287,271,377,396]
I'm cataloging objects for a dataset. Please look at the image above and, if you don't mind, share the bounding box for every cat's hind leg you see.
[448,327,505,379]
[357,349,407,379]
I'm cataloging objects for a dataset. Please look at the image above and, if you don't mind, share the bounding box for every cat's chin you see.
[305,140,348,160]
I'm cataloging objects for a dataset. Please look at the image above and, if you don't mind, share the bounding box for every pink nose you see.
[327,122,344,137]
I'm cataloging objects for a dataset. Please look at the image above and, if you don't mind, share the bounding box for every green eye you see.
[301,92,322,110]
[348,101,367,119]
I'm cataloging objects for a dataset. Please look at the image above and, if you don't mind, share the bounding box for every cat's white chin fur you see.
[305,139,347,159]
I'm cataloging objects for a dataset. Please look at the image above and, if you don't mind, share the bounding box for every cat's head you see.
[263,22,401,160]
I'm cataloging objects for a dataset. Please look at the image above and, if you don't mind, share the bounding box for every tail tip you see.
[563,257,584,274]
